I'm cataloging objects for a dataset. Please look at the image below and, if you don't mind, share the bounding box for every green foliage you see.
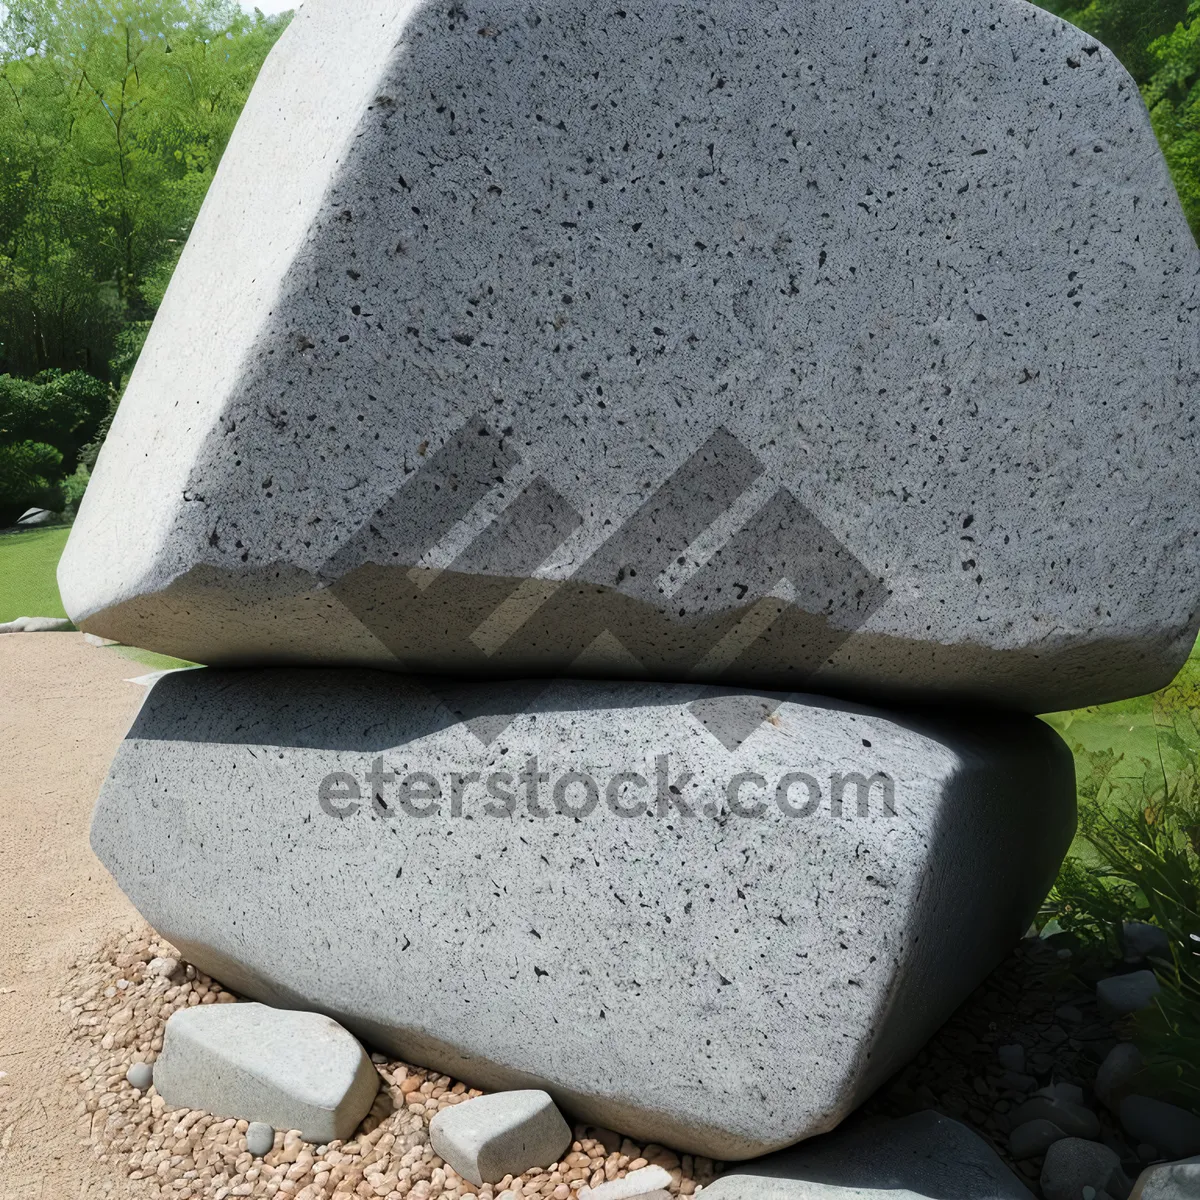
[0,0,291,379]
[1144,1,1200,233]
[0,366,110,519]
[0,437,64,522]
[1045,641,1200,1108]
[1042,0,1200,238]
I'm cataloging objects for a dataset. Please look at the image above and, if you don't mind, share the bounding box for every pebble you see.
[126,1062,153,1090]
[579,1165,674,1198]
[428,1089,571,1186]
[245,1122,274,1157]
[145,957,179,980]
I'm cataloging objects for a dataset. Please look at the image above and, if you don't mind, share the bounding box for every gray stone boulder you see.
[152,1002,379,1142]
[1129,1156,1200,1200]
[701,1111,1033,1198]
[1120,1097,1200,1161]
[1098,971,1162,1016]
[1122,923,1172,964]
[59,0,1200,715]
[1096,1045,1146,1113]
[91,668,1075,1159]
[1040,1139,1126,1200]
[429,1090,571,1186]
[1010,1119,1070,1161]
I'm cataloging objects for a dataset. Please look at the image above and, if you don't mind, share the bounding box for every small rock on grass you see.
[1120,1097,1200,1161]
[126,1062,153,1090]
[1040,1139,1125,1200]
[245,1122,274,1157]
[428,1089,571,1187]
[578,1166,674,1199]
[1097,971,1162,1016]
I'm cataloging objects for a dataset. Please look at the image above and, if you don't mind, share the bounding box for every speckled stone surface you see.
[58,0,1200,712]
[91,669,1076,1159]
[702,1110,1034,1199]
[151,1002,380,1143]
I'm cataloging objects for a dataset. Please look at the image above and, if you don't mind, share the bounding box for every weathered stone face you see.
[91,669,1076,1159]
[57,0,1200,711]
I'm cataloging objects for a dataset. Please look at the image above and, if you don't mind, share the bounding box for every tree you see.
[0,1,291,378]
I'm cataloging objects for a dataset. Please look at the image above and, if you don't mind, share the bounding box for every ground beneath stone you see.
[0,632,148,1198]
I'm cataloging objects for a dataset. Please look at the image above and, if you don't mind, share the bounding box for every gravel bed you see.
[864,934,1135,1190]
[59,926,1147,1199]
[59,926,721,1199]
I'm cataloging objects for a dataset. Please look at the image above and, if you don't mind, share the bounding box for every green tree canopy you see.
[0,0,290,379]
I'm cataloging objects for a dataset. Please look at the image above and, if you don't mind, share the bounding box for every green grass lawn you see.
[0,523,194,670]
[0,525,72,622]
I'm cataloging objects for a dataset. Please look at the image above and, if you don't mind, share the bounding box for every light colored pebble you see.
[126,1061,155,1090]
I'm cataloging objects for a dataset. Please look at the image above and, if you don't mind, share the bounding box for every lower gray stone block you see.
[702,1111,1034,1198]
[91,669,1075,1159]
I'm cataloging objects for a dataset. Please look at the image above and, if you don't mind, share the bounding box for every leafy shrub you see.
[0,439,64,525]
[0,368,109,521]
[1044,649,1200,1109]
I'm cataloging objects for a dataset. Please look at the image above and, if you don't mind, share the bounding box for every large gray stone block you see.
[57,0,1200,713]
[90,669,1076,1159]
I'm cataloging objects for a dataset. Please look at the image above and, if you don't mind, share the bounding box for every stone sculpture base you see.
[92,669,1076,1158]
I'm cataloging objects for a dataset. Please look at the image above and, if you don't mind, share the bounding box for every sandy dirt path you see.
[0,633,146,1199]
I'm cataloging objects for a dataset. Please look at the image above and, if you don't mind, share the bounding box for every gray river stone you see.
[152,1002,379,1143]
[58,0,1200,714]
[702,1110,1034,1199]
[91,669,1076,1159]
